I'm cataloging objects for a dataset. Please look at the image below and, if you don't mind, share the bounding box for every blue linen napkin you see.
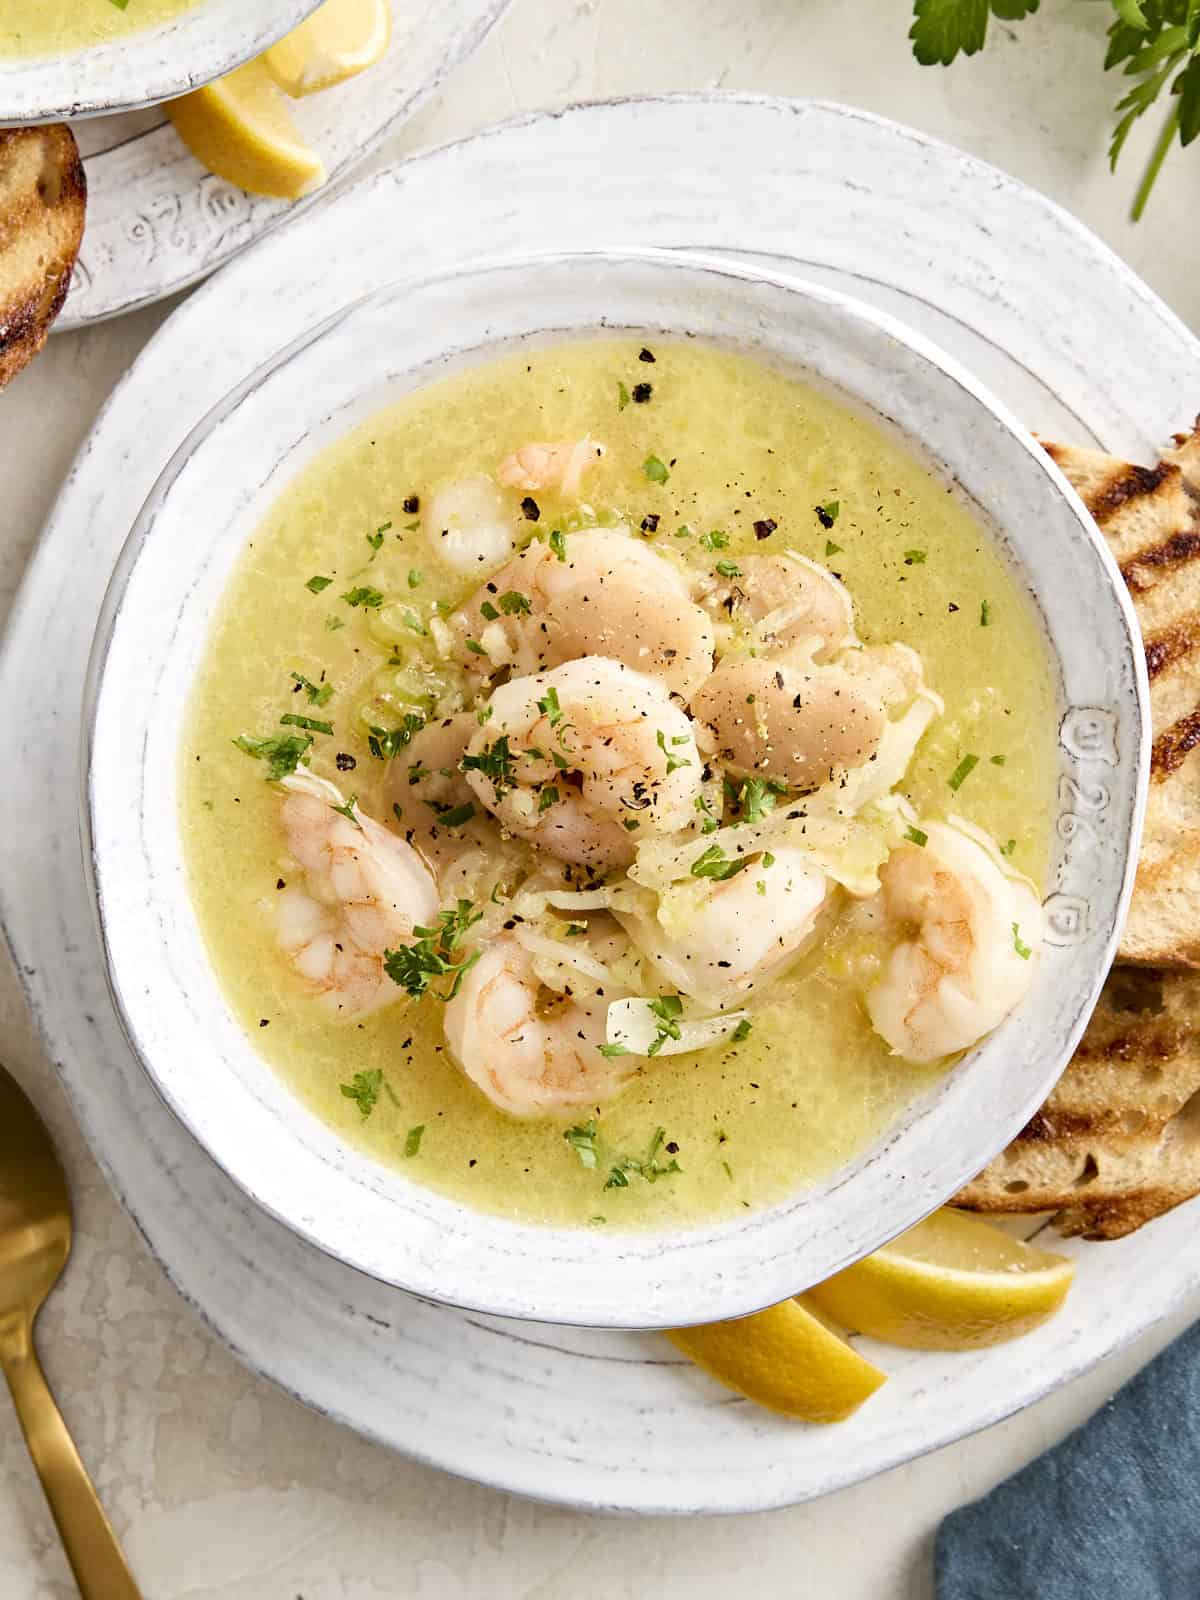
[936,1319,1200,1600]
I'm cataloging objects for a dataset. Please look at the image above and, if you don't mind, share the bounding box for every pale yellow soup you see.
[181,338,1057,1230]
[0,0,201,56]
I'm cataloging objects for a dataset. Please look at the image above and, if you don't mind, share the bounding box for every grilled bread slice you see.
[1044,421,1200,966]
[0,124,86,389]
[956,966,1200,1239]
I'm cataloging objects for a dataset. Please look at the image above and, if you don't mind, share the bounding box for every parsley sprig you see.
[909,0,1200,218]
[384,900,483,1002]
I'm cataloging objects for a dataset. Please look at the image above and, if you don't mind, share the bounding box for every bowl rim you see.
[0,0,326,125]
[82,245,1150,1328]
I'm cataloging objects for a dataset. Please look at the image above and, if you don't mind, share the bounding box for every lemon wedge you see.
[265,0,392,97]
[166,59,326,201]
[806,1208,1075,1351]
[666,1296,887,1422]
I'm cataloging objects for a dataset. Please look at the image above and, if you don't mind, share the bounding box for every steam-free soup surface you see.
[181,338,1057,1229]
[0,0,202,55]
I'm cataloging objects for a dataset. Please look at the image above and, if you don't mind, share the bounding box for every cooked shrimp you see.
[444,931,635,1116]
[496,435,605,498]
[707,552,856,661]
[449,528,714,698]
[864,819,1042,1064]
[462,656,704,871]
[692,655,887,789]
[275,771,439,1018]
[423,474,517,576]
[616,846,834,1008]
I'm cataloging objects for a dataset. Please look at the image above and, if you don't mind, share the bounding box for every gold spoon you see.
[0,1064,142,1599]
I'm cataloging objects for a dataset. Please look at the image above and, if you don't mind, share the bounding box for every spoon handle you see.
[1,1339,142,1600]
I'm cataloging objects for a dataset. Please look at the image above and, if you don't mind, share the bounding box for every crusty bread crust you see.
[1045,424,1200,967]
[0,124,86,389]
[958,420,1200,1239]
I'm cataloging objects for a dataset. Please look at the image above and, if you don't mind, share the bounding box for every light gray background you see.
[2,3,1198,1596]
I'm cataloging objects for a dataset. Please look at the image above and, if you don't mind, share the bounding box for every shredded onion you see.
[606,997,750,1058]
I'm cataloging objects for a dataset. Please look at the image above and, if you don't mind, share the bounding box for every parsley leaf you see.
[947,753,980,791]
[279,712,333,735]
[904,825,929,847]
[646,994,684,1056]
[461,736,517,798]
[384,900,483,1002]
[715,559,743,578]
[736,776,785,824]
[910,0,1040,68]
[340,1069,383,1119]
[732,1019,752,1042]
[498,590,532,615]
[699,528,729,551]
[290,671,333,706]
[537,687,563,726]
[1012,922,1033,960]
[404,1124,425,1158]
[306,574,333,593]
[690,843,753,882]
[618,381,631,411]
[564,1120,600,1168]
[656,728,692,775]
[643,453,670,484]
[367,714,425,761]
[233,731,312,781]
[341,585,384,609]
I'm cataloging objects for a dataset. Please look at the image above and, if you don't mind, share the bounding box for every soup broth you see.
[0,0,202,56]
[181,338,1057,1229]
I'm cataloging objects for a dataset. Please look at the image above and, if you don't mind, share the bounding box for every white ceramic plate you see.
[2,97,1198,1513]
[84,248,1145,1328]
[60,0,511,328]
[0,0,323,125]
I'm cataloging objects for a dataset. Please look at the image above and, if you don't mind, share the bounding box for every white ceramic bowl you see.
[84,249,1149,1329]
[1,0,324,125]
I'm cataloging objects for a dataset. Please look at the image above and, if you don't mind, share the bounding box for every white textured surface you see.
[1,5,1199,1598]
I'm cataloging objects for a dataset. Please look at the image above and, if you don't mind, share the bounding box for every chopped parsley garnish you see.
[384,900,483,1002]
[642,454,670,484]
[1001,838,1017,857]
[646,994,684,1056]
[564,1120,599,1168]
[233,731,311,781]
[498,590,532,615]
[980,599,991,626]
[476,704,494,726]
[991,754,1007,766]
[598,1041,632,1058]
[617,381,631,411]
[329,793,359,825]
[464,639,486,655]
[402,610,426,635]
[537,686,563,725]
[341,585,384,609]
[904,825,929,847]
[366,524,389,557]
[732,1019,752,1042]
[715,560,743,578]
[290,671,333,706]
[736,776,784,824]
[762,850,776,868]
[699,528,729,551]
[903,549,927,566]
[947,753,979,791]
[461,735,518,797]
[545,526,568,561]
[538,786,561,813]
[479,600,500,621]
[825,539,843,557]
[656,728,692,775]
[604,1127,681,1189]
[305,574,333,593]
[817,500,840,528]
[403,1124,425,1158]
[279,712,333,735]
[1012,923,1033,960]
[695,792,721,833]
[436,801,476,828]
[325,615,345,632]
[407,569,423,589]
[340,1069,383,1119]
[367,714,425,761]
[690,843,752,881]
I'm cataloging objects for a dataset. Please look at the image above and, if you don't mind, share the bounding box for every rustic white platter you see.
[3,96,1199,1515]
[60,0,511,328]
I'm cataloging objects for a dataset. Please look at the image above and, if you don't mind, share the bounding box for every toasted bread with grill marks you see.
[0,124,86,389]
[1045,422,1200,966]
[956,967,1200,1239]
